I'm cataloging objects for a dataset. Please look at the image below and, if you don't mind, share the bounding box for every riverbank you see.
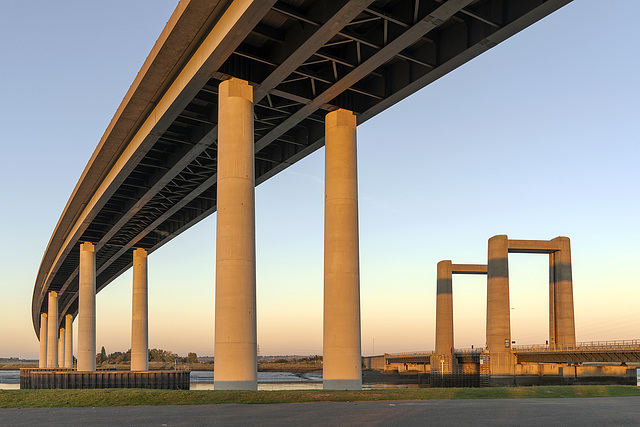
[258,361,322,373]
[0,363,37,370]
[2,360,322,373]
[62,360,324,372]
[1,385,639,408]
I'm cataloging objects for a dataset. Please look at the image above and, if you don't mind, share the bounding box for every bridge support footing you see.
[214,380,258,391]
[323,379,363,390]
[20,369,190,390]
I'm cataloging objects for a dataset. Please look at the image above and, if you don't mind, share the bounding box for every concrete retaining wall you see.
[20,369,190,390]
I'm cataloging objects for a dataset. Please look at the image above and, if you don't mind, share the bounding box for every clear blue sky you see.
[0,1,638,359]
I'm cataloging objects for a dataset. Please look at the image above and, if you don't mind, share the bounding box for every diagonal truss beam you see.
[254,0,476,153]
[360,0,574,122]
[254,0,376,103]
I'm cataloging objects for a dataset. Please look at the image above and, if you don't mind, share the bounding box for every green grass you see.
[1,386,639,408]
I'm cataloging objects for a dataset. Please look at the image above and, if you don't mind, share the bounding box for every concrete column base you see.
[488,352,516,376]
[430,354,457,375]
[214,380,258,391]
[323,378,363,390]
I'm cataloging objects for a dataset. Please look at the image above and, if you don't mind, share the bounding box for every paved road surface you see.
[1,397,639,426]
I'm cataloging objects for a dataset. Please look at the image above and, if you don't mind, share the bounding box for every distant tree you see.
[98,346,107,364]
[149,348,177,362]
[107,349,131,364]
[186,352,198,364]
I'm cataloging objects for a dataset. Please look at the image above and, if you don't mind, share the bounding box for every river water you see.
[190,371,323,390]
[0,371,19,389]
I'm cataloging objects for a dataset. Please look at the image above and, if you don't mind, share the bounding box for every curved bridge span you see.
[33,0,572,388]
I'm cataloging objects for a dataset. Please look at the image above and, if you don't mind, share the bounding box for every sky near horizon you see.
[0,1,638,359]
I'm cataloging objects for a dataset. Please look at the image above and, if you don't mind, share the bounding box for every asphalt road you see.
[1,397,639,426]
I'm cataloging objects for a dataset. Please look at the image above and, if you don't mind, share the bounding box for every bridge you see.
[383,340,640,368]
[32,0,573,390]
[373,341,640,387]
[513,340,640,364]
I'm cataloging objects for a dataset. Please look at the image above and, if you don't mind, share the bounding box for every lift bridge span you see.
[384,340,640,366]
[32,0,574,364]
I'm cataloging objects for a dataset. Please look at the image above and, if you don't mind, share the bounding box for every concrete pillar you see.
[131,248,149,371]
[64,314,73,368]
[46,291,58,368]
[486,235,510,352]
[550,236,576,348]
[58,328,65,366]
[486,235,515,375]
[548,251,555,348]
[39,313,47,368]
[214,77,257,390]
[78,242,96,371]
[435,260,454,356]
[323,108,362,390]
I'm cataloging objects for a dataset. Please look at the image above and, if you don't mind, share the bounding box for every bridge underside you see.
[515,351,640,364]
[33,0,573,334]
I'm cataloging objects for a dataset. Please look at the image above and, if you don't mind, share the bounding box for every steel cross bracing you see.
[32,0,573,335]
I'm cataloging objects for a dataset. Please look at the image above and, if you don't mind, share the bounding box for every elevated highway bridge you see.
[33,0,573,389]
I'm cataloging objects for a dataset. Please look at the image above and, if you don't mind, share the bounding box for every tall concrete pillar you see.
[214,77,257,390]
[46,291,58,368]
[550,236,575,348]
[323,108,362,390]
[78,242,96,371]
[486,235,514,375]
[39,313,47,368]
[58,328,65,366]
[548,249,556,349]
[131,248,149,371]
[64,314,73,368]
[435,260,454,356]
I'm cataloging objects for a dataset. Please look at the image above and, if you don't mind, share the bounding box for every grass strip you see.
[1,385,640,408]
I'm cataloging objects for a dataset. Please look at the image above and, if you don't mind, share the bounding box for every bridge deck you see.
[513,340,640,364]
[383,341,640,365]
